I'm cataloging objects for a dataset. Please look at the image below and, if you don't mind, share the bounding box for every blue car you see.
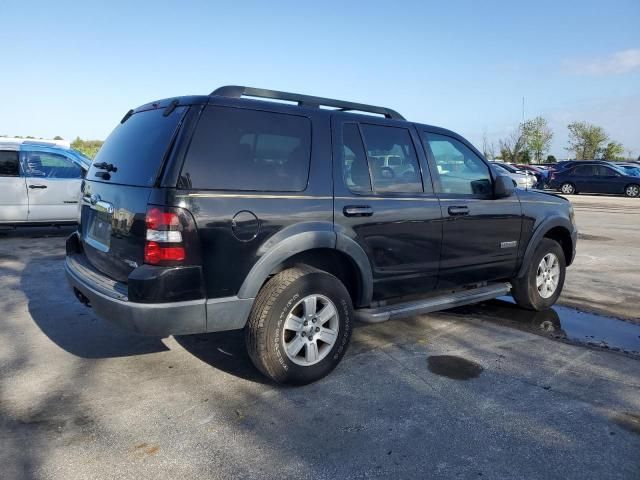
[548,161,640,197]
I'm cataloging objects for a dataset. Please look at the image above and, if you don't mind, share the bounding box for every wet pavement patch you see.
[578,233,613,242]
[449,298,640,357]
[427,355,483,380]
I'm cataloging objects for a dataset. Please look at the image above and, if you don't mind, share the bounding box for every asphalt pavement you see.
[0,194,638,480]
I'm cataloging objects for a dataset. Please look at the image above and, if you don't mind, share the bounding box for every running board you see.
[355,282,511,324]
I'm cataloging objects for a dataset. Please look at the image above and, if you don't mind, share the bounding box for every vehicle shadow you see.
[174,330,273,385]
[21,255,169,359]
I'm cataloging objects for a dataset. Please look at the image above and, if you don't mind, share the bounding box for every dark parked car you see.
[549,162,640,197]
[65,86,577,384]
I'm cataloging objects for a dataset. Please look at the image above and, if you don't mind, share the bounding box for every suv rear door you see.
[0,148,28,222]
[79,103,190,282]
[331,114,442,301]
[420,130,522,288]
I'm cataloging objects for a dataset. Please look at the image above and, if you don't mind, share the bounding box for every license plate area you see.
[86,211,112,252]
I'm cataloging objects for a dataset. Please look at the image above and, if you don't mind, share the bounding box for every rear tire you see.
[625,184,640,198]
[245,265,353,385]
[560,182,576,195]
[511,238,566,311]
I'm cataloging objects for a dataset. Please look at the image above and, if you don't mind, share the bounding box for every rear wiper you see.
[163,99,180,117]
[120,109,134,124]
[93,162,117,172]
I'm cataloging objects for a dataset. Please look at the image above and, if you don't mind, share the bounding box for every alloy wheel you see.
[282,294,340,366]
[536,253,560,299]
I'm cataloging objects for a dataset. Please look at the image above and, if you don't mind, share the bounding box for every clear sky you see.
[2,0,639,158]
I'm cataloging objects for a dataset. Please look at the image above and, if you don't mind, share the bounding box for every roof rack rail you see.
[210,85,405,120]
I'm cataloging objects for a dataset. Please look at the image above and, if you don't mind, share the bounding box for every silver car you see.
[491,162,535,189]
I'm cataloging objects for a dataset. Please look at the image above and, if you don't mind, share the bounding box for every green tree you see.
[566,121,608,160]
[546,155,557,163]
[602,141,625,160]
[522,117,553,163]
[498,126,528,163]
[53,135,64,140]
[71,136,104,159]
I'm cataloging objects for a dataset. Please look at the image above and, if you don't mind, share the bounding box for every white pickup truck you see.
[0,139,90,224]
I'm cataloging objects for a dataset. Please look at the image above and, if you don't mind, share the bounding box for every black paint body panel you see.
[71,91,576,313]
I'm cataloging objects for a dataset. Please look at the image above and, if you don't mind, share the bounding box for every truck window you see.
[180,106,311,192]
[0,150,19,176]
[423,133,492,196]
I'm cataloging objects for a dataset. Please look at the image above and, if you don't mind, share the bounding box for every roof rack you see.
[210,85,405,120]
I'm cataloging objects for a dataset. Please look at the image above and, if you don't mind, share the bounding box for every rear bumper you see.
[65,253,253,336]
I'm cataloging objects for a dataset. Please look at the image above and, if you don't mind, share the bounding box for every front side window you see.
[359,124,423,193]
[181,106,311,191]
[25,151,83,179]
[595,166,618,176]
[423,133,492,195]
[0,150,20,177]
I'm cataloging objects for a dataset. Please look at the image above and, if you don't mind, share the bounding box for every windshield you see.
[492,164,510,174]
[88,106,187,186]
[620,165,640,176]
[68,149,92,169]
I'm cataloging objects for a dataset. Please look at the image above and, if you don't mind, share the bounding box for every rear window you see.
[179,106,311,191]
[88,106,187,186]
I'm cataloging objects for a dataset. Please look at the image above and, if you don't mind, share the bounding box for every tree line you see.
[70,137,104,159]
[483,119,635,164]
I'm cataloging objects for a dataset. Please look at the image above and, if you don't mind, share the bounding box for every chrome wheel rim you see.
[282,294,339,366]
[536,253,560,299]
[626,185,639,197]
[561,183,574,194]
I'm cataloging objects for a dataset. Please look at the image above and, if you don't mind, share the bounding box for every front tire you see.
[511,238,566,311]
[245,266,353,385]
[625,184,640,198]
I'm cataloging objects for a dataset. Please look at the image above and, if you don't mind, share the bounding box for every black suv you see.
[66,86,577,384]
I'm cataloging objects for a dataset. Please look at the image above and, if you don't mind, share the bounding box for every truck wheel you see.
[560,182,576,195]
[511,238,566,311]
[625,184,640,197]
[245,266,353,385]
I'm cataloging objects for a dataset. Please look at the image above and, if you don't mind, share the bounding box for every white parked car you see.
[491,162,535,189]
[0,140,91,224]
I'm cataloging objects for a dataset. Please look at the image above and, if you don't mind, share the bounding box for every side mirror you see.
[494,174,515,198]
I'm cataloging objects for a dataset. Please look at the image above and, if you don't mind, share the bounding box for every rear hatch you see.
[79,104,188,282]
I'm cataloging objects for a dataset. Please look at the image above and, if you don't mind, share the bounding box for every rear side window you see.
[25,151,82,179]
[573,165,594,176]
[0,150,19,176]
[180,106,311,191]
[89,106,187,187]
[340,123,425,194]
[360,124,423,193]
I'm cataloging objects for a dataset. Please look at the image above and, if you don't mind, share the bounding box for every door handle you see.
[448,206,469,216]
[28,184,48,189]
[343,205,374,217]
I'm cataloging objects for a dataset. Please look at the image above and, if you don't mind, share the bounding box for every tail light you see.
[144,206,200,266]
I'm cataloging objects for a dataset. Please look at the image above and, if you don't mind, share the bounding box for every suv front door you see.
[332,115,442,301]
[23,149,83,222]
[421,131,522,288]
